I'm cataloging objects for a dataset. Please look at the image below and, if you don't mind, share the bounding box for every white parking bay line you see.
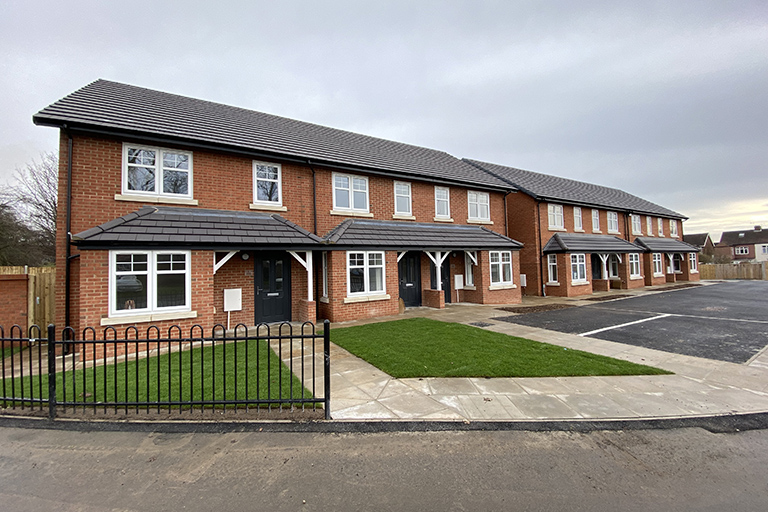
[578,313,673,337]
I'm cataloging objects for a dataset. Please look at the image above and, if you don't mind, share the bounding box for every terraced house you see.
[464,160,700,297]
[34,80,524,333]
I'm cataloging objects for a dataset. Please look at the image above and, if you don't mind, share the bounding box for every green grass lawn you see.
[2,339,313,408]
[331,318,671,378]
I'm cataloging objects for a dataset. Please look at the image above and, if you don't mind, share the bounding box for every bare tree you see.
[1,152,58,264]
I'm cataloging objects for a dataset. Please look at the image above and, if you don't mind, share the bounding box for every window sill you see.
[392,214,416,220]
[630,276,643,280]
[574,229,585,233]
[691,270,699,274]
[632,232,643,236]
[463,285,476,291]
[489,283,517,290]
[115,194,198,206]
[607,230,620,235]
[343,293,391,304]
[434,217,454,223]
[467,219,493,225]
[101,310,197,326]
[571,281,590,286]
[250,203,287,212]
[545,281,560,287]
[592,230,602,234]
[331,210,374,218]
[653,273,664,278]
[548,227,566,232]
[319,296,329,304]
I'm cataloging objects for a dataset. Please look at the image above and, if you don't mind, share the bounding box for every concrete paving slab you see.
[515,377,579,395]
[377,392,448,418]
[428,378,479,396]
[469,377,528,395]
[556,394,637,419]
[333,400,400,419]
[508,394,582,419]
[456,395,522,420]
[608,392,692,417]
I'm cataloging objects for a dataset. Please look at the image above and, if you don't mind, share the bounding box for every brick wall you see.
[0,275,28,337]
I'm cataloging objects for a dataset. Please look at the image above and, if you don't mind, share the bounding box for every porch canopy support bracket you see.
[425,250,450,291]
[213,251,237,275]
[597,253,610,280]
[465,250,477,266]
[288,250,314,302]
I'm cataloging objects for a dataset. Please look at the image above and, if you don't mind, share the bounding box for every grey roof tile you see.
[717,227,768,246]
[634,237,700,253]
[324,219,523,250]
[465,158,686,219]
[542,233,641,253]
[73,206,323,248]
[34,79,512,190]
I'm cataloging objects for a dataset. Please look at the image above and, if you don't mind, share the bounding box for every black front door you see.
[254,251,291,323]
[430,257,451,304]
[591,254,602,280]
[398,252,421,307]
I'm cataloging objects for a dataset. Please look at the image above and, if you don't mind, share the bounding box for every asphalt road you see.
[0,426,767,511]
[496,281,768,363]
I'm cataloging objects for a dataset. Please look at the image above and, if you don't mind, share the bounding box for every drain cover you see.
[469,321,494,328]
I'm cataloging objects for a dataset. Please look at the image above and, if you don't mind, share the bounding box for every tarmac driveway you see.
[495,281,768,364]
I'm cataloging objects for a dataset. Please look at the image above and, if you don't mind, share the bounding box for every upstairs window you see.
[592,209,600,232]
[574,207,583,231]
[735,246,749,255]
[333,173,369,212]
[607,211,619,233]
[632,215,642,235]
[658,218,664,236]
[394,181,412,216]
[123,144,192,199]
[670,219,678,237]
[548,204,564,229]
[435,186,451,219]
[253,161,282,206]
[468,191,490,221]
[647,216,654,236]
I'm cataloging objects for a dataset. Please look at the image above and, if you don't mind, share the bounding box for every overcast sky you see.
[1,1,766,240]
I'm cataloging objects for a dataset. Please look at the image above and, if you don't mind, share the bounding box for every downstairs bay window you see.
[110,250,191,317]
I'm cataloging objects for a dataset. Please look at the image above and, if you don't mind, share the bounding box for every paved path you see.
[328,282,768,421]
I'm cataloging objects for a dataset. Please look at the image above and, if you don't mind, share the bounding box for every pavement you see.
[328,281,768,422]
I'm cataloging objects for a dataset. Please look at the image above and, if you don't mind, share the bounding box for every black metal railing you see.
[0,321,331,420]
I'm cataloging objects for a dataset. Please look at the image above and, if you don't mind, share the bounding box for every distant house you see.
[683,233,716,261]
[716,226,768,263]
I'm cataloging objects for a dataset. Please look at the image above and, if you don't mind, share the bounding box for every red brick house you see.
[464,160,700,297]
[34,80,524,333]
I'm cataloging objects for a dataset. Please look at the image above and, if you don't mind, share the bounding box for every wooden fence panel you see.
[0,266,56,328]
[699,263,767,280]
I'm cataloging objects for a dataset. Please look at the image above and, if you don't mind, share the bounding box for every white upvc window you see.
[468,191,490,221]
[670,219,679,237]
[609,255,620,278]
[333,173,369,212]
[658,218,664,236]
[464,252,475,286]
[607,211,619,233]
[347,251,385,296]
[592,209,600,232]
[629,253,641,278]
[689,253,698,273]
[253,161,282,206]
[123,144,193,199]
[435,186,451,218]
[394,181,412,216]
[321,252,329,299]
[571,253,587,283]
[548,204,564,229]
[574,207,583,231]
[735,246,749,255]
[647,216,654,236]
[110,250,191,316]
[653,253,664,276]
[762,245,768,255]
[547,254,559,284]
[490,251,513,285]
[632,215,642,235]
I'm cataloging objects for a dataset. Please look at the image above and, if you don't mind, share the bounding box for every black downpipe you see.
[65,128,73,330]
[308,160,318,235]
[503,190,512,239]
[536,200,546,296]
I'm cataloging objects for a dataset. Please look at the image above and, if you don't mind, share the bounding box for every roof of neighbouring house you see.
[682,233,711,247]
[323,219,523,251]
[72,206,323,249]
[33,79,513,191]
[717,227,768,246]
[633,237,700,253]
[541,233,641,254]
[464,159,686,219]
